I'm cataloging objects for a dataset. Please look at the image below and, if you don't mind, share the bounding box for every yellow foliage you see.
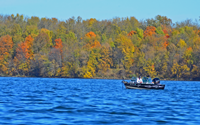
[48,71,54,77]
[88,18,97,26]
[83,71,93,78]
[55,68,61,77]
[172,29,180,36]
[98,46,113,72]
[87,65,96,77]
[171,62,189,78]
[18,62,29,75]
[115,33,135,70]
[80,63,96,78]
[183,47,193,65]
[177,39,187,48]
[1,64,8,73]
[143,59,157,78]
[0,59,9,74]
[40,28,53,46]
[162,62,168,73]
[61,65,69,77]
[191,65,199,78]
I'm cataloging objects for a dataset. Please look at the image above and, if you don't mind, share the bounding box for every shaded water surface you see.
[0,77,200,125]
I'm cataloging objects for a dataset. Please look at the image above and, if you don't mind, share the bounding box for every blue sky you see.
[0,0,199,23]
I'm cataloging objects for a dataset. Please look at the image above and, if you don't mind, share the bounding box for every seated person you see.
[130,77,137,83]
[137,76,143,83]
[147,75,152,84]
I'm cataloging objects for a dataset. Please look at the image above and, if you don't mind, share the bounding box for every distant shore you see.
[0,75,197,81]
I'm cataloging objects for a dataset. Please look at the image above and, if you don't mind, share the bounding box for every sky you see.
[0,0,199,23]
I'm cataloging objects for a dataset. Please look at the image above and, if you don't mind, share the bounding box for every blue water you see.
[0,77,200,125]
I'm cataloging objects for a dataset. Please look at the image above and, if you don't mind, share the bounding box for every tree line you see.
[0,14,200,80]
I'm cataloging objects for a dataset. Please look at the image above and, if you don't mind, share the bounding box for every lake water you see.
[0,77,199,125]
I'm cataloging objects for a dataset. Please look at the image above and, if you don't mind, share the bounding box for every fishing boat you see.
[122,77,165,90]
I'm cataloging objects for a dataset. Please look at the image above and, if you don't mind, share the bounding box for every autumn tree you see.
[128,30,136,36]
[14,35,34,76]
[144,26,156,37]
[97,46,113,77]
[143,59,157,78]
[0,35,13,75]
[0,14,200,80]
[114,31,135,75]
[171,62,189,80]
[33,32,49,54]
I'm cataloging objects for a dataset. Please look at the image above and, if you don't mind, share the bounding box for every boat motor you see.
[152,78,160,84]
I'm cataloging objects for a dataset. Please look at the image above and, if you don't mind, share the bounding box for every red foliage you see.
[163,29,168,34]
[165,34,170,38]
[163,29,170,38]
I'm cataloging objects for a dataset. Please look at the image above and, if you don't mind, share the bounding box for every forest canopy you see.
[0,14,200,80]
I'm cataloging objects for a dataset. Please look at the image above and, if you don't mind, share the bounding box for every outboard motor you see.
[152,78,160,84]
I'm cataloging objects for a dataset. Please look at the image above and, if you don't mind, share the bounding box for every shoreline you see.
[0,75,198,81]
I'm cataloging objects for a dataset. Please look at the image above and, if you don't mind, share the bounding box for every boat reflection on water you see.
[122,77,165,90]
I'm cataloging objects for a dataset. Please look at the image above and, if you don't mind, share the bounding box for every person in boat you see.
[147,75,152,84]
[137,76,143,84]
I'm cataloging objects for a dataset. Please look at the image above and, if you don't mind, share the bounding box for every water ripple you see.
[0,77,200,124]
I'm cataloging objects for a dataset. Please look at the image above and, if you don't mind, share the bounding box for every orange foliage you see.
[84,31,100,49]
[0,35,13,57]
[84,40,101,49]
[144,26,156,37]
[91,41,101,48]
[0,35,13,74]
[163,41,169,48]
[16,42,29,59]
[85,31,96,39]
[16,35,34,60]
[187,47,192,51]
[52,18,58,22]
[128,30,136,36]
[54,38,63,52]
[24,35,34,54]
